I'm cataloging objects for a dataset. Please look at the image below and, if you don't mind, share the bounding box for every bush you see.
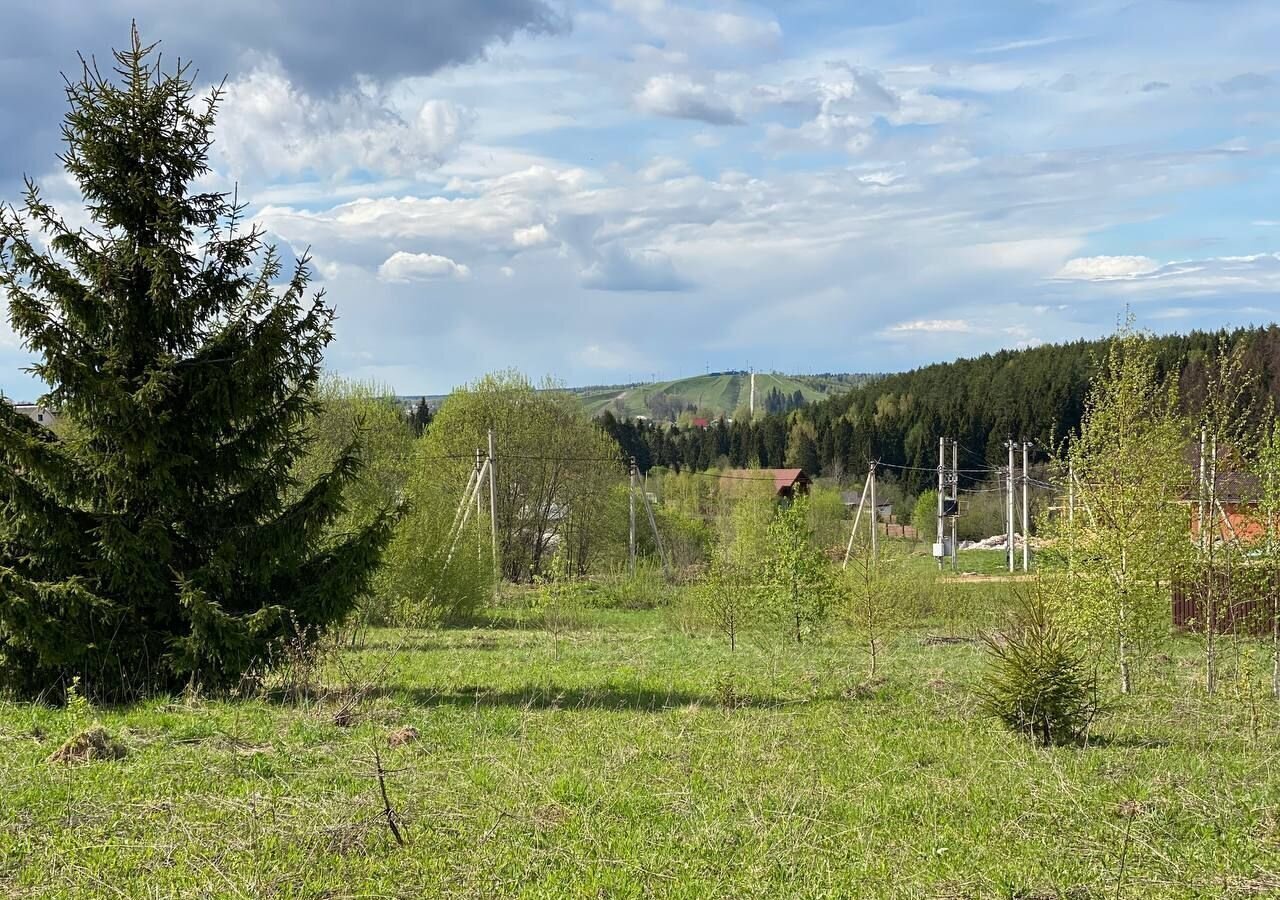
[979,593,1100,746]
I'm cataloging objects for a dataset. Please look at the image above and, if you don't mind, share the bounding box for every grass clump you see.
[48,724,127,764]
[980,592,1101,746]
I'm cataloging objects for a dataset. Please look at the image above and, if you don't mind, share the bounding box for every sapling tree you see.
[1257,420,1280,698]
[762,495,836,644]
[700,484,772,649]
[1041,324,1191,694]
[842,541,906,678]
[534,551,579,660]
[1195,338,1265,695]
[0,32,395,699]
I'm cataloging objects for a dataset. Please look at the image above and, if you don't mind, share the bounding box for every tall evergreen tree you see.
[0,32,395,699]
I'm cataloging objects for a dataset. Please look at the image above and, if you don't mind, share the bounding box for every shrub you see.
[979,593,1100,746]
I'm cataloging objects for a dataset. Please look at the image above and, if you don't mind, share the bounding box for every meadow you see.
[3,582,1278,899]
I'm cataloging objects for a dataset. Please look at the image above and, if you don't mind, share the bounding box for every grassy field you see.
[2,588,1279,898]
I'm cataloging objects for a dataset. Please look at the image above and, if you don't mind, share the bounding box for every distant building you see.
[9,402,59,429]
[724,467,812,500]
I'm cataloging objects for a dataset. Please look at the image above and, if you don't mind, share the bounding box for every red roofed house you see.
[723,468,812,501]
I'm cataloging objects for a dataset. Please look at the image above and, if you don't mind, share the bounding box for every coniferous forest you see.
[601,326,1280,492]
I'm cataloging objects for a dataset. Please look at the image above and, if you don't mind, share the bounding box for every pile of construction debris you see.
[958,533,1045,551]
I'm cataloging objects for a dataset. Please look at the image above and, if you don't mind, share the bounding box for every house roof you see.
[725,468,810,492]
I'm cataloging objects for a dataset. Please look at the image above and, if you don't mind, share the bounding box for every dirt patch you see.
[48,725,126,764]
[387,726,419,748]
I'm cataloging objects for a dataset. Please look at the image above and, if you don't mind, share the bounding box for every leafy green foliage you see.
[761,496,837,644]
[381,371,626,625]
[980,593,1101,747]
[1038,325,1192,693]
[912,490,938,545]
[0,33,393,699]
[533,551,580,659]
[292,378,415,627]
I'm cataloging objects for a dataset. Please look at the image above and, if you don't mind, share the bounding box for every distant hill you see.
[573,372,870,420]
[396,372,870,419]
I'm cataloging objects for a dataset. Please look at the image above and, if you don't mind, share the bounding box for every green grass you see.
[2,596,1278,897]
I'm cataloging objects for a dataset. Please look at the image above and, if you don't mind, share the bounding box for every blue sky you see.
[2,0,1279,397]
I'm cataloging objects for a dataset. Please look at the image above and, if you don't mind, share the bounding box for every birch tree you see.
[1042,326,1191,694]
[762,496,837,645]
[1195,338,1265,694]
[1257,420,1280,698]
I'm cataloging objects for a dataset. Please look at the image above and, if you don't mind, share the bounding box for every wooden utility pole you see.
[640,489,671,579]
[1021,441,1031,572]
[488,429,499,580]
[950,438,959,572]
[869,461,878,571]
[842,478,870,569]
[936,436,946,570]
[475,449,483,562]
[1006,439,1016,573]
[628,457,637,577]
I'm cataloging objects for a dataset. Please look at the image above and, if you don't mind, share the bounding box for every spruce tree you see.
[0,31,396,699]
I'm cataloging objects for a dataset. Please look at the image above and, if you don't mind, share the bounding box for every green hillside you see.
[575,372,863,420]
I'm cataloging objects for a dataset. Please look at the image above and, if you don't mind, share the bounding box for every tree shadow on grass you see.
[374,682,786,712]
[1081,734,1175,750]
[354,636,505,654]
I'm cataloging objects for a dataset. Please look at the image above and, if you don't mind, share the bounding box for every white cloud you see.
[613,0,781,48]
[378,251,472,282]
[636,75,743,125]
[1055,252,1280,295]
[887,319,975,334]
[1054,255,1160,280]
[513,224,554,247]
[576,342,641,370]
[581,245,692,292]
[216,65,471,182]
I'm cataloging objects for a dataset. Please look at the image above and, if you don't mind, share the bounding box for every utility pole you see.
[629,457,637,577]
[936,437,945,570]
[951,438,959,572]
[749,368,756,418]
[488,429,499,580]
[1021,441,1031,572]
[474,448,483,562]
[1006,439,1015,573]
[870,462,879,571]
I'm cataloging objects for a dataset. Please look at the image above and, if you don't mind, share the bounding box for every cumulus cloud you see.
[512,224,554,247]
[1054,255,1160,280]
[378,251,471,282]
[636,75,743,125]
[216,66,471,181]
[0,0,564,184]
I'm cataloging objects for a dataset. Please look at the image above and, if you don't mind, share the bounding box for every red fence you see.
[1172,574,1276,636]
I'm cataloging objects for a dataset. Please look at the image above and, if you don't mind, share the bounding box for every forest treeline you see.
[601,326,1280,493]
